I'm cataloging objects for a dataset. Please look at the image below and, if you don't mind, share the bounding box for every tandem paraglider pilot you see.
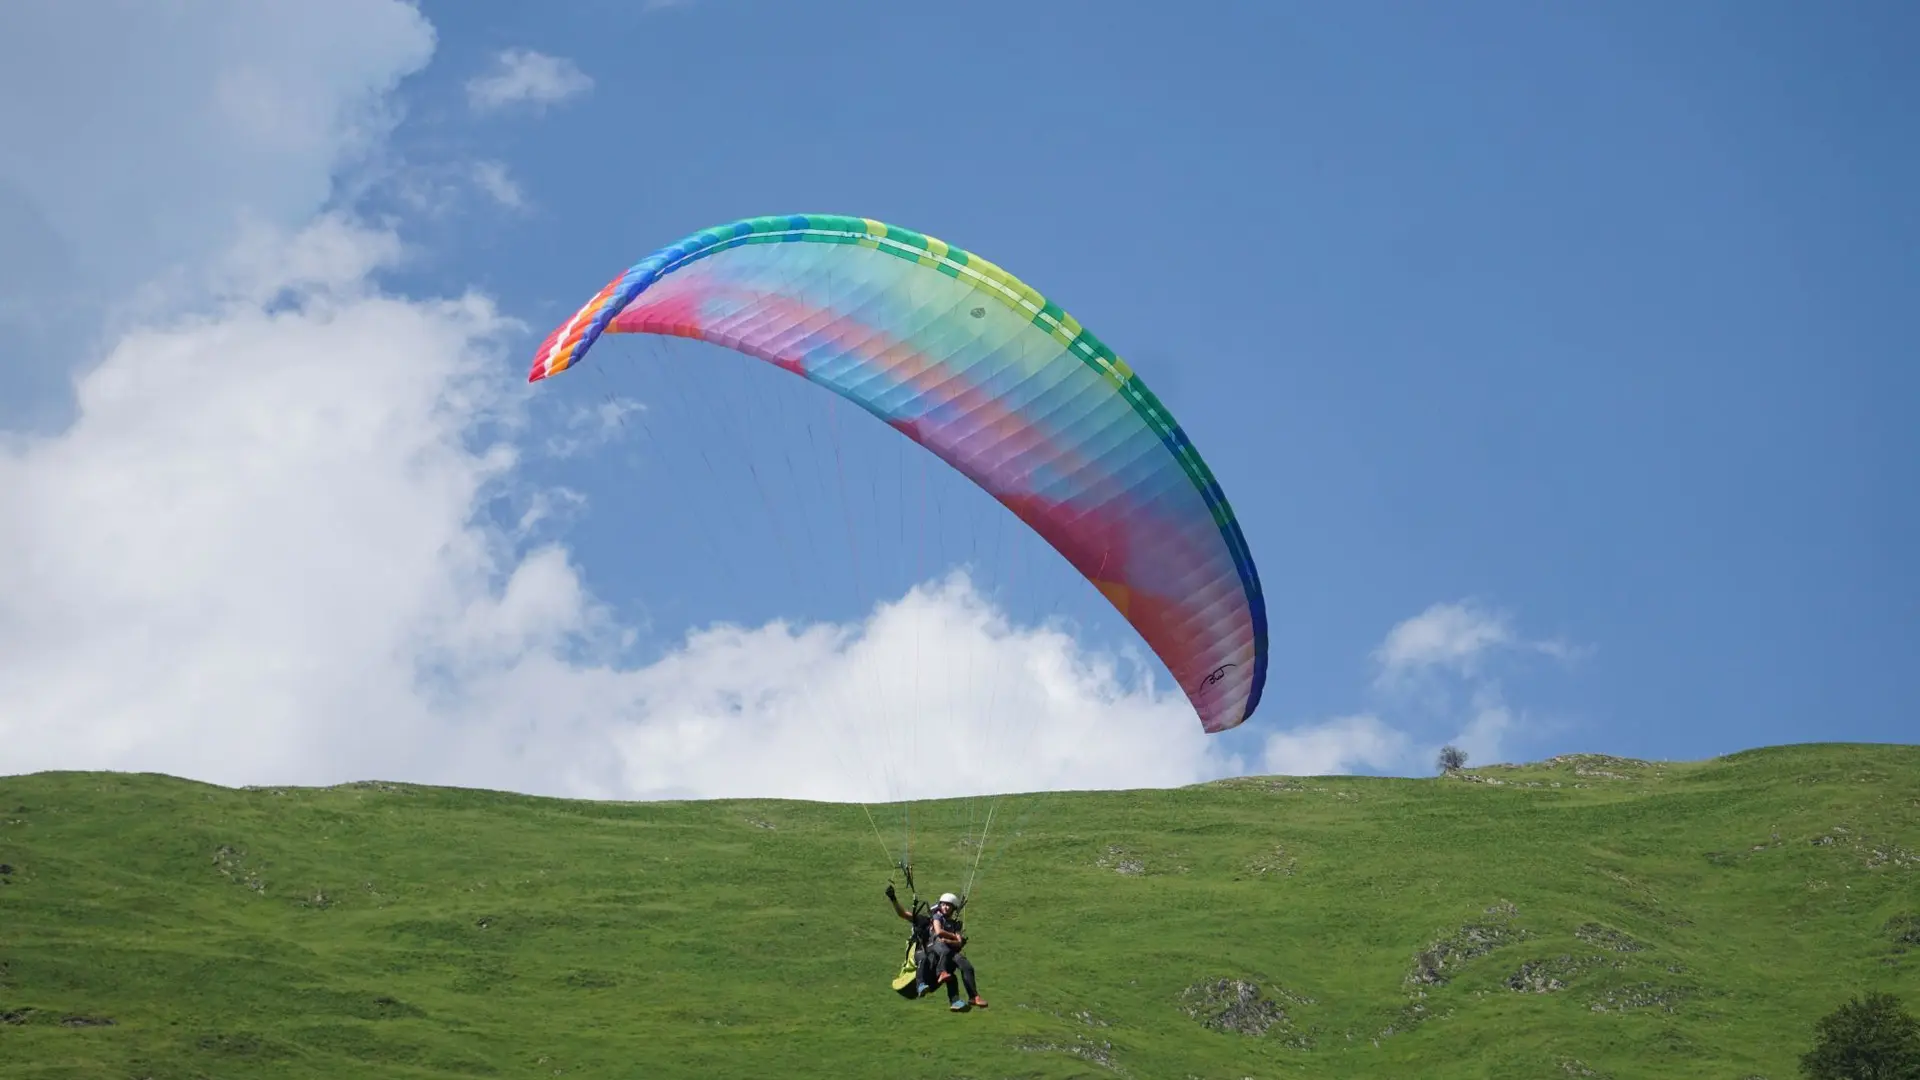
[885,882,936,996]
[929,892,986,1011]
[886,884,986,1011]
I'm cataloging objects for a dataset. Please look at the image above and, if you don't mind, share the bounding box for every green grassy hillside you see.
[2,743,1916,1078]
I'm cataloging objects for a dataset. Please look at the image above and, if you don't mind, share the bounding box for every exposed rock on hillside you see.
[1575,923,1644,952]
[1179,977,1316,1048]
[1407,905,1527,987]
[1181,978,1287,1035]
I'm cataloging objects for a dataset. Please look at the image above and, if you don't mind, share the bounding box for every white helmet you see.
[938,892,961,907]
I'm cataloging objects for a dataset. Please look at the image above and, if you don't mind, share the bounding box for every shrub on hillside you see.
[1799,991,1920,1080]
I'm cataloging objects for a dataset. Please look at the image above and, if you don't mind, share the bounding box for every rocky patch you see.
[1014,1034,1118,1071]
[1181,978,1288,1036]
[336,781,410,794]
[1096,845,1144,876]
[211,845,265,894]
[1545,754,1653,776]
[1406,904,1527,987]
[1375,904,1527,1042]
[1891,913,1920,945]
[1016,1003,1114,1027]
[1179,977,1315,1047]
[1507,956,1589,993]
[1213,776,1306,793]
[1807,824,1918,870]
[1587,981,1690,1014]
[1557,755,1647,766]
[1094,844,1186,876]
[1574,923,1644,952]
[1247,844,1297,877]
[0,1008,113,1028]
[1866,842,1917,869]
[1887,913,1920,951]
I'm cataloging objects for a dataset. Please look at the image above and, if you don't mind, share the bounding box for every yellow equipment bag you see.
[891,939,922,998]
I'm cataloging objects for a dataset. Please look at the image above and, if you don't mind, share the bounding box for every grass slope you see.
[2,744,1917,1079]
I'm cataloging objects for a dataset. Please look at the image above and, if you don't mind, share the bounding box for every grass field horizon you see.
[3,741,1916,1078]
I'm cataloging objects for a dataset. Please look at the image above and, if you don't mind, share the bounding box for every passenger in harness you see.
[929,892,987,1012]
[885,883,937,998]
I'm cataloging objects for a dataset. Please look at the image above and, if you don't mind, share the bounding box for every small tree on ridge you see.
[1437,745,1468,774]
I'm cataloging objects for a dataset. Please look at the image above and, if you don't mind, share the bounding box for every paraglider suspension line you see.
[963,799,997,904]
[859,802,895,870]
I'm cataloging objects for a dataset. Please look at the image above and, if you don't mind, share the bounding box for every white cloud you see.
[369,159,531,221]
[0,4,1247,806]
[0,3,1589,807]
[1361,600,1587,768]
[524,573,1242,802]
[0,217,514,780]
[0,239,1569,794]
[1376,599,1588,686]
[0,234,1567,795]
[1260,715,1409,777]
[1374,599,1513,680]
[0,245,1236,801]
[545,396,641,458]
[1245,597,1585,777]
[1446,685,1515,767]
[466,49,593,115]
[516,487,588,537]
[0,207,1236,799]
[0,0,434,359]
[470,161,526,210]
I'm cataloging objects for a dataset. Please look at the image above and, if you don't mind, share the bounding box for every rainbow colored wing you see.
[530,215,1267,733]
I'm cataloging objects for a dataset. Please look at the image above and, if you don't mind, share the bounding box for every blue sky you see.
[0,0,1912,798]
[392,0,1917,758]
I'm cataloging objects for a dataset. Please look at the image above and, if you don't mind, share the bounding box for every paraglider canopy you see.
[530,214,1266,733]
